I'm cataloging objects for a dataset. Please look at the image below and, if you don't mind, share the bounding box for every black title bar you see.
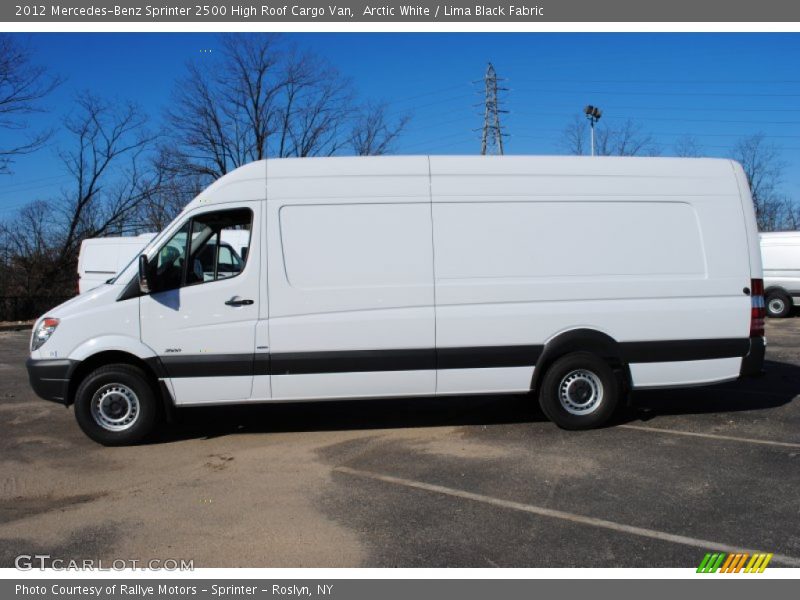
[4,0,800,22]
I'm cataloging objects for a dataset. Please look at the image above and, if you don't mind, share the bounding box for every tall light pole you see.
[584,105,602,156]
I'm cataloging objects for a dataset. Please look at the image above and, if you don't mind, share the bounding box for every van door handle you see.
[225,297,254,307]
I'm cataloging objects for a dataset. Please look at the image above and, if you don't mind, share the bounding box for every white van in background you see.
[77,233,156,294]
[760,231,800,318]
[27,156,765,445]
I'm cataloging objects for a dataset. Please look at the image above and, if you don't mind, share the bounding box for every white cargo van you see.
[77,233,156,294]
[760,231,800,318]
[27,156,766,445]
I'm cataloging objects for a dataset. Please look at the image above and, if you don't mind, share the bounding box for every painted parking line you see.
[334,466,800,567]
[618,424,800,449]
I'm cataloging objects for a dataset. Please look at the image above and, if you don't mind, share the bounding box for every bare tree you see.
[731,133,787,231]
[167,34,408,183]
[596,119,660,157]
[274,48,355,158]
[168,35,285,180]
[673,135,703,158]
[560,116,660,157]
[135,145,202,231]
[779,199,800,231]
[0,200,58,306]
[0,34,61,174]
[55,95,160,258]
[1,94,160,302]
[350,102,410,156]
[560,116,589,156]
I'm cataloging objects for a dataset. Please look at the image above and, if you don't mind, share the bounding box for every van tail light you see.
[750,278,765,338]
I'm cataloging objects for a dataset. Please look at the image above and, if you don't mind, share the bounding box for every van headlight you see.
[31,318,59,351]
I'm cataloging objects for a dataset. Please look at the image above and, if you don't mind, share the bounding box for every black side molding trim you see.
[619,338,750,363]
[271,349,436,375]
[145,338,751,379]
[437,345,543,369]
[160,353,254,378]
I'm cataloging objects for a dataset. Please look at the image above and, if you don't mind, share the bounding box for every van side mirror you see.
[240,247,248,262]
[138,254,151,294]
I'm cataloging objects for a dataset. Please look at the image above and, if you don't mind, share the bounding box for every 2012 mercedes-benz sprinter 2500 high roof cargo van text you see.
[26,156,766,445]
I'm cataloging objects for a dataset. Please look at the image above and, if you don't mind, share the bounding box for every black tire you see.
[538,352,620,430]
[766,290,792,318]
[74,364,159,446]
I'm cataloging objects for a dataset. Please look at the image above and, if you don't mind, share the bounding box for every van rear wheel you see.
[766,290,792,318]
[538,352,620,430]
[74,364,159,446]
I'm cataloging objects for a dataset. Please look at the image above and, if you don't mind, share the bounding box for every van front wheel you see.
[74,364,159,446]
[538,352,620,430]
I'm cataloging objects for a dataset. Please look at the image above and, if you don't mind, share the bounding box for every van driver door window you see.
[140,204,263,405]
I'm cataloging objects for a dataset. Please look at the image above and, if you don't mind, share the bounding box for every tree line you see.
[0,34,409,318]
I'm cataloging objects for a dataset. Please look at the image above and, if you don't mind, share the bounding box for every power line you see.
[390,93,475,114]
[510,110,800,127]
[514,88,800,98]
[515,129,798,140]
[589,104,800,114]
[0,180,69,196]
[384,84,472,107]
[402,114,477,135]
[0,174,70,191]
[402,131,479,151]
[509,78,800,85]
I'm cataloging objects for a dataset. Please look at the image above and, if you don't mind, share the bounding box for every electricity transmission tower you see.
[479,63,507,155]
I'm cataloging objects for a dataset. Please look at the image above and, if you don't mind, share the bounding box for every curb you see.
[0,322,33,333]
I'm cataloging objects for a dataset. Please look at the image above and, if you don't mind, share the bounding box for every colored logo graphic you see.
[697,552,772,573]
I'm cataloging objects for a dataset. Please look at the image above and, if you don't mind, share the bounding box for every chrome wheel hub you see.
[91,384,140,432]
[769,298,785,315]
[559,369,603,415]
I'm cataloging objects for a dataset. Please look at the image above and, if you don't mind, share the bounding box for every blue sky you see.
[2,32,800,217]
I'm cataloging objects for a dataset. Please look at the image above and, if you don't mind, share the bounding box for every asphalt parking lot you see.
[1,321,799,568]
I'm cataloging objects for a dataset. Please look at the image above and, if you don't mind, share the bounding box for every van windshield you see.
[108,240,157,284]
[108,255,133,283]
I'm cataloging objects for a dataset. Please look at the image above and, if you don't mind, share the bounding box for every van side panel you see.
[266,157,436,401]
[429,156,752,391]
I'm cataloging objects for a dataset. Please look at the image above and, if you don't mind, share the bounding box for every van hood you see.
[39,283,121,322]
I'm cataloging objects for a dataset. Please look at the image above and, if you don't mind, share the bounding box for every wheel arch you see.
[765,286,793,301]
[66,349,173,414]
[531,328,630,394]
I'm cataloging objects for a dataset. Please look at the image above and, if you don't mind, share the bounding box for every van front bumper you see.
[26,358,77,405]
[739,337,766,377]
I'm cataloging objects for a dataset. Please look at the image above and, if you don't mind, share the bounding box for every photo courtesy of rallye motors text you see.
[15,584,333,596]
